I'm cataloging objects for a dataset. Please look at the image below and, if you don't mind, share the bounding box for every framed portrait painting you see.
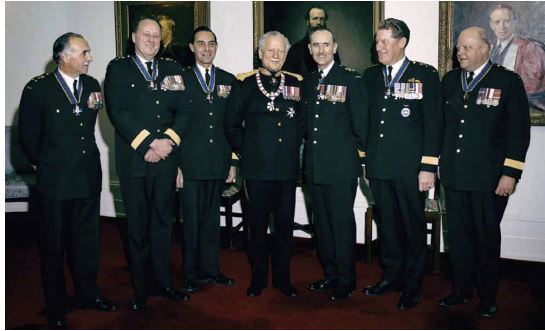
[114,1,209,67]
[439,1,545,125]
[253,1,384,75]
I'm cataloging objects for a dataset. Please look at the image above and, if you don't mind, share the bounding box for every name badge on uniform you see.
[160,75,185,91]
[476,88,501,107]
[282,85,300,101]
[393,80,423,100]
[87,92,103,110]
[217,84,231,98]
[325,84,347,103]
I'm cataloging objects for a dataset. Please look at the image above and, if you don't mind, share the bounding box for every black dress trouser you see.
[244,179,296,288]
[369,177,426,293]
[119,175,176,298]
[39,194,100,320]
[309,179,358,292]
[180,179,224,281]
[444,188,508,306]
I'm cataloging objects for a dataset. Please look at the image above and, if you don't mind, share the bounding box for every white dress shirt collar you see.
[496,34,515,49]
[57,68,79,94]
[135,53,154,67]
[471,60,489,77]
[387,56,407,79]
[319,60,335,78]
[196,63,214,79]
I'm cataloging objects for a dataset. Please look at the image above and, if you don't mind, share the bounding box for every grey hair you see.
[258,31,291,52]
[53,32,84,64]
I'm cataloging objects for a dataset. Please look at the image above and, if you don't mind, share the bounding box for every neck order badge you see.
[194,65,216,103]
[132,56,158,90]
[54,70,83,116]
[461,61,493,101]
[383,58,410,99]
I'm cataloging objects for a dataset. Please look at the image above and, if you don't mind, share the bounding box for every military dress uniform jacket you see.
[105,56,185,178]
[440,63,531,192]
[18,72,102,199]
[178,66,235,180]
[362,60,441,180]
[284,35,341,78]
[303,62,368,184]
[225,69,304,181]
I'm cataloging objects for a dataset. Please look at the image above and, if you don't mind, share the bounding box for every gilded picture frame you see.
[252,1,384,74]
[438,1,545,125]
[114,1,209,66]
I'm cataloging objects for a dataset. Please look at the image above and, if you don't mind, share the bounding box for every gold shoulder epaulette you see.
[282,70,303,81]
[236,69,258,81]
[342,65,355,72]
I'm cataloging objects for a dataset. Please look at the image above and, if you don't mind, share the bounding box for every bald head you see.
[462,27,491,47]
[456,27,491,71]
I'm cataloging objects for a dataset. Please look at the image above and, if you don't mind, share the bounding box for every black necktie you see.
[205,68,210,85]
[467,71,474,84]
[73,79,79,98]
[145,61,153,76]
[387,65,393,84]
[319,70,324,83]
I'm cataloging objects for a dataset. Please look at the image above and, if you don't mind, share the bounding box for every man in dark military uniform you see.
[303,28,368,301]
[18,32,118,329]
[438,27,530,318]
[362,18,441,310]
[225,31,304,298]
[284,6,341,77]
[104,17,189,310]
[175,26,236,293]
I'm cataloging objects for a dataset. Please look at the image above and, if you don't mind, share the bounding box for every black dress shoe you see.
[478,303,497,318]
[274,284,298,297]
[397,292,421,310]
[47,318,67,330]
[329,289,353,301]
[182,279,199,293]
[129,296,147,311]
[309,279,338,292]
[159,287,190,302]
[198,274,235,286]
[363,280,402,296]
[74,295,119,312]
[247,285,264,297]
[438,292,472,307]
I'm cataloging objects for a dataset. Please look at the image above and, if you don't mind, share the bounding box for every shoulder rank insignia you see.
[282,70,303,81]
[31,74,45,82]
[236,69,258,81]
[413,61,431,68]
